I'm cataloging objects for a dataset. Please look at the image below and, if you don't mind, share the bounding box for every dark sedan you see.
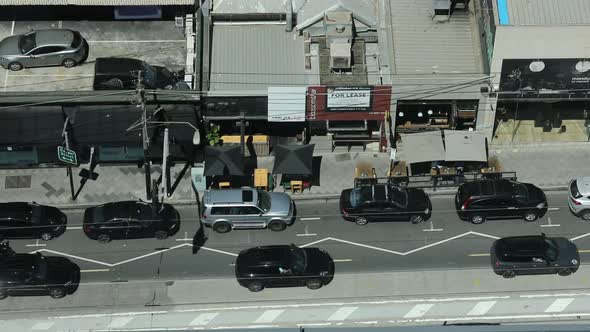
[0,252,80,299]
[0,202,67,241]
[83,201,180,243]
[491,234,580,278]
[235,244,334,292]
[93,57,188,90]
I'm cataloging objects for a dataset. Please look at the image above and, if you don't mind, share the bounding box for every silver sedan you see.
[0,29,88,71]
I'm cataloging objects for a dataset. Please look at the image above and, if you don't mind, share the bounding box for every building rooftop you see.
[499,0,590,25]
[208,24,314,94]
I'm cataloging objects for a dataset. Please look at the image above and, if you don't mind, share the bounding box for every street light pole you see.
[136,70,152,200]
[160,128,169,202]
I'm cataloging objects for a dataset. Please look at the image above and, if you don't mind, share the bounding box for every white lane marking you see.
[32,321,55,330]
[320,237,403,254]
[113,243,193,265]
[199,246,239,257]
[67,226,82,230]
[300,217,321,221]
[467,301,496,316]
[87,40,185,43]
[296,233,318,237]
[545,298,575,313]
[570,233,590,241]
[404,304,434,318]
[355,321,378,325]
[333,259,353,262]
[404,232,496,255]
[10,74,94,77]
[176,231,192,241]
[26,240,46,247]
[52,311,167,319]
[34,249,113,267]
[254,310,284,323]
[327,307,358,321]
[422,220,443,232]
[190,313,219,326]
[298,323,332,327]
[212,325,279,329]
[548,207,560,211]
[108,317,134,328]
[390,312,590,324]
[80,269,110,273]
[540,217,560,228]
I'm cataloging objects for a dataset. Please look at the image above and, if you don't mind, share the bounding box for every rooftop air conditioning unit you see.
[324,10,354,70]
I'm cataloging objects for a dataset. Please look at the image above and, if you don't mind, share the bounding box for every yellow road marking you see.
[578,249,590,253]
[80,269,111,273]
[333,259,353,262]
[468,253,490,257]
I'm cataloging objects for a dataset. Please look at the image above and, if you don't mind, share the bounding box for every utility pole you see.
[239,111,245,156]
[160,128,169,202]
[61,117,75,201]
[135,70,152,200]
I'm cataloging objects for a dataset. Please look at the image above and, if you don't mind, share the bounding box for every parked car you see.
[568,177,590,220]
[83,201,180,243]
[0,251,80,299]
[201,188,295,233]
[0,29,88,71]
[93,57,188,90]
[455,179,547,224]
[339,184,432,225]
[490,234,580,278]
[235,244,334,292]
[0,202,67,241]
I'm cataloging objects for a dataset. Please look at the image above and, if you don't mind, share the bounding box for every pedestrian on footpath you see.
[584,109,590,142]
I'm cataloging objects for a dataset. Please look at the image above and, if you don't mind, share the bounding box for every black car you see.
[490,234,580,278]
[83,201,180,243]
[339,184,432,225]
[235,244,334,292]
[93,57,188,90]
[0,252,80,299]
[0,202,67,241]
[455,179,548,224]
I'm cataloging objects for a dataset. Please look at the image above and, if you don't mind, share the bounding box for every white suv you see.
[568,177,590,220]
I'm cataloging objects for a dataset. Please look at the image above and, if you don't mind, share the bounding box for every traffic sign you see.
[57,146,77,165]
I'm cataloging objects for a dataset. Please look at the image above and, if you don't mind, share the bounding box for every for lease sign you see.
[326,86,372,112]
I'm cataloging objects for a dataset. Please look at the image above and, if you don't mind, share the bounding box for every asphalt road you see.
[4,190,590,285]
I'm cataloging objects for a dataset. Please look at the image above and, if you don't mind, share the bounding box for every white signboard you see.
[327,87,372,111]
[268,87,307,122]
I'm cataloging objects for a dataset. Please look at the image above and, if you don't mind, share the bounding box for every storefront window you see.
[99,145,144,162]
[0,146,38,166]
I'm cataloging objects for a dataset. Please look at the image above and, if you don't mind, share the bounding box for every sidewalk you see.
[0,144,588,208]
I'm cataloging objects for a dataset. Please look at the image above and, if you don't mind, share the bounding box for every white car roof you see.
[574,177,590,196]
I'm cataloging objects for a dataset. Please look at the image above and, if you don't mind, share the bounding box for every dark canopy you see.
[204,145,244,176]
[272,144,315,175]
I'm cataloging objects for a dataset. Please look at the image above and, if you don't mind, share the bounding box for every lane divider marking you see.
[545,298,574,313]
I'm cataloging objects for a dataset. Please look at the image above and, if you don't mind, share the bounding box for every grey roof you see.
[1,0,193,4]
[443,130,487,162]
[398,131,445,164]
[212,0,377,28]
[504,0,590,25]
[209,25,306,93]
[389,0,482,75]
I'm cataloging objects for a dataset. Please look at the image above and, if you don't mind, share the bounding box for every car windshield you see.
[388,186,408,206]
[288,246,307,273]
[141,62,158,87]
[30,204,42,224]
[71,31,82,47]
[257,191,271,211]
[134,203,153,220]
[32,255,47,280]
[544,238,559,261]
[349,187,371,207]
[505,181,528,198]
[18,33,36,54]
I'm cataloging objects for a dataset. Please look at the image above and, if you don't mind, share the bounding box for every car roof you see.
[0,202,32,220]
[95,57,145,75]
[574,177,590,196]
[205,188,258,205]
[0,254,35,271]
[242,246,290,267]
[32,29,75,47]
[497,236,546,256]
[462,179,515,197]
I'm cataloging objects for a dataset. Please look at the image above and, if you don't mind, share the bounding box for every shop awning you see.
[398,131,445,164]
[443,130,488,162]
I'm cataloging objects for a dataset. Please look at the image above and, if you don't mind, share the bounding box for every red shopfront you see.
[306,85,392,152]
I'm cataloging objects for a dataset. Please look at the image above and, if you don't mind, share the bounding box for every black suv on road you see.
[0,202,67,241]
[0,251,80,299]
[490,234,580,278]
[455,179,547,224]
[235,244,334,292]
[83,201,180,243]
[340,184,432,225]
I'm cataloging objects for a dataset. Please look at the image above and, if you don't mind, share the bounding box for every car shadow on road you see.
[192,223,208,255]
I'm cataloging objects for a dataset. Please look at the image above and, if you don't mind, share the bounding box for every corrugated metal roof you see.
[390,0,481,75]
[209,25,307,93]
[504,0,590,25]
[0,0,193,5]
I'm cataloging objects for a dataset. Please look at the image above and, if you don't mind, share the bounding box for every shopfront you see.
[395,100,479,134]
[494,58,590,143]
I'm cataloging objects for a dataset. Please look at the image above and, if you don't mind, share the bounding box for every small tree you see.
[206,124,221,146]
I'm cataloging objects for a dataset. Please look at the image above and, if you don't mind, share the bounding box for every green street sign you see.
[57,146,77,165]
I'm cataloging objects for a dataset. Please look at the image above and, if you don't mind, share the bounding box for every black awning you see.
[203,96,268,120]
[0,106,64,146]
